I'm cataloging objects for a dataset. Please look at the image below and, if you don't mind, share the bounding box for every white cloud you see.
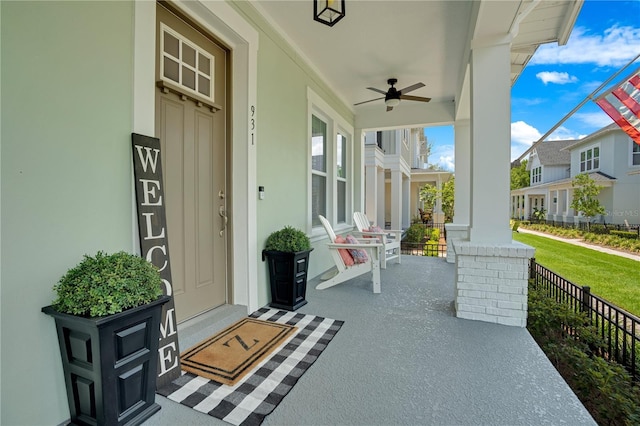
[547,126,586,141]
[536,71,578,85]
[573,111,614,128]
[430,144,455,172]
[530,25,640,67]
[511,121,542,147]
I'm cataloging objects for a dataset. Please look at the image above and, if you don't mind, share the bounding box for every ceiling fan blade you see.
[386,105,394,112]
[366,87,388,95]
[354,96,385,106]
[398,82,425,94]
[400,94,431,103]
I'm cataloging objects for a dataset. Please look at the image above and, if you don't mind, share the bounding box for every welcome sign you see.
[131,133,181,387]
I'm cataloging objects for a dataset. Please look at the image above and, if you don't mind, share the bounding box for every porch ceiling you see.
[252,0,582,130]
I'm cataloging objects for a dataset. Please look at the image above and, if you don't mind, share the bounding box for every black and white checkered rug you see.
[157,307,344,426]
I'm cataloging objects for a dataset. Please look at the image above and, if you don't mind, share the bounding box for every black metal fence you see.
[399,222,448,257]
[529,258,639,381]
[400,242,448,257]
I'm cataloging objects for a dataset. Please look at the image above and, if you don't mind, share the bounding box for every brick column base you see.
[445,224,469,264]
[452,240,535,327]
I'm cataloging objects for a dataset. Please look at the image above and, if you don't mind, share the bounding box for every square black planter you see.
[42,295,169,426]
[262,249,312,311]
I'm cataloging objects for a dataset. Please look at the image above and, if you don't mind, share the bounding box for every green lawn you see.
[513,232,640,317]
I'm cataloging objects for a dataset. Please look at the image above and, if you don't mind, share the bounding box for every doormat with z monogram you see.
[157,308,344,426]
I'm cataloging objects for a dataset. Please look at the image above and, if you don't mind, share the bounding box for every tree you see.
[510,159,530,189]
[570,173,605,230]
[440,177,455,223]
[419,184,438,212]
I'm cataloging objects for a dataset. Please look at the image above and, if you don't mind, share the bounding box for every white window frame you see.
[307,88,354,237]
[579,144,600,173]
[160,23,215,102]
[531,166,542,184]
[631,140,640,167]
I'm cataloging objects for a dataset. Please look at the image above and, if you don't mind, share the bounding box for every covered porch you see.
[150,255,594,425]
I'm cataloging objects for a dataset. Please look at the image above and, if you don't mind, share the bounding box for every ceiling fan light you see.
[385,98,400,107]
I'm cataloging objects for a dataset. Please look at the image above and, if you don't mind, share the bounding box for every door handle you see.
[219,206,228,237]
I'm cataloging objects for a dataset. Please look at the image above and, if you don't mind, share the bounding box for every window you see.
[337,133,348,223]
[531,166,542,184]
[308,88,354,233]
[311,115,327,227]
[580,146,600,172]
[160,24,214,101]
[632,142,640,166]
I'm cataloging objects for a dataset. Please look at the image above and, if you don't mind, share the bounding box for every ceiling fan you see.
[354,78,431,111]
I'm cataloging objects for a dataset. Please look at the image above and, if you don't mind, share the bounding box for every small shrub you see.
[404,224,427,243]
[53,251,163,317]
[528,282,640,425]
[430,228,440,241]
[611,230,639,240]
[264,226,311,252]
[589,224,608,235]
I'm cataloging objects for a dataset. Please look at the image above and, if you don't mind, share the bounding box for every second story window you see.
[580,146,599,172]
[532,166,542,184]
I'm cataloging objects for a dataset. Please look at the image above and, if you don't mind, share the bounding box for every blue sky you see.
[426,0,640,171]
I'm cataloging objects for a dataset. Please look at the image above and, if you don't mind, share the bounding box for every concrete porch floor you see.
[147,255,595,425]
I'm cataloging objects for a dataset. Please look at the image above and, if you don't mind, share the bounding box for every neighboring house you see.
[363,128,452,229]
[511,124,640,226]
[1,1,582,424]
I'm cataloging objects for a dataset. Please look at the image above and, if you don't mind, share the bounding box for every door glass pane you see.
[199,53,210,74]
[198,75,211,97]
[163,57,179,82]
[183,44,196,67]
[182,66,196,90]
[164,32,179,58]
[312,175,326,227]
[312,115,326,172]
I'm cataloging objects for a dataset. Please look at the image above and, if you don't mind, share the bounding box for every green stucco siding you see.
[1,2,135,424]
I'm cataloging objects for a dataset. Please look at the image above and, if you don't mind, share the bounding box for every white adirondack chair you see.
[316,215,383,293]
[352,212,402,269]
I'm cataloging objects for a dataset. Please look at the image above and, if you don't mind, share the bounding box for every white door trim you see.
[133,0,259,314]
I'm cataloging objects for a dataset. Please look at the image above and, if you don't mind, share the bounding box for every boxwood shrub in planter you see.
[42,251,169,426]
[262,226,312,311]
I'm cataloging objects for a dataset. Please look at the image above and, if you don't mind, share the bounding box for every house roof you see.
[529,139,574,167]
[562,123,620,151]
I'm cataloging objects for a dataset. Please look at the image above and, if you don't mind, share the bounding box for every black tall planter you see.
[42,295,170,426]
[262,249,313,311]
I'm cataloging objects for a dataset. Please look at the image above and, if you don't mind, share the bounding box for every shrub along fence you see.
[529,258,640,381]
[400,222,447,257]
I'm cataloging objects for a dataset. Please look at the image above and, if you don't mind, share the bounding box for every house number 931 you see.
[250,105,255,145]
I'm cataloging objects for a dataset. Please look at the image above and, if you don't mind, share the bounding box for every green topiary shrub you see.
[52,251,163,317]
[264,226,311,252]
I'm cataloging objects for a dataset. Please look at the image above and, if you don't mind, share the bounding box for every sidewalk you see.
[517,228,640,262]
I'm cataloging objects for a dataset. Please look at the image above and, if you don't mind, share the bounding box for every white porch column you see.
[391,170,403,231]
[402,175,410,229]
[452,40,534,327]
[377,168,385,227]
[468,43,511,243]
[365,164,378,225]
[523,196,530,220]
[446,119,471,263]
